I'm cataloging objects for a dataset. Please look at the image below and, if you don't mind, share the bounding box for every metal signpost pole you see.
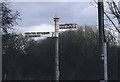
[54,16,59,82]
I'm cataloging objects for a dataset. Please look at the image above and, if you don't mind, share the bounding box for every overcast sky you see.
[9,2,98,33]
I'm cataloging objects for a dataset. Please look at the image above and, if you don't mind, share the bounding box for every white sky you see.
[7,1,120,35]
[3,0,120,2]
[9,2,98,34]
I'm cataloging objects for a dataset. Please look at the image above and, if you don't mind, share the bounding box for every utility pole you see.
[98,0,104,60]
[103,42,108,82]
[0,28,2,82]
[53,15,59,82]
[98,0,108,82]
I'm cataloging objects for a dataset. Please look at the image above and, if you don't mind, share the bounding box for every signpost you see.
[24,16,78,82]
[59,23,79,29]
[25,32,50,37]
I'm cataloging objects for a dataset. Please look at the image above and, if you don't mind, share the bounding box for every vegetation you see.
[1,1,119,81]
[2,26,119,80]
[0,2,20,34]
[106,0,120,33]
[93,0,120,33]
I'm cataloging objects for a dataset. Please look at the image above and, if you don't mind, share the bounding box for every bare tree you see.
[93,0,120,33]
[106,0,120,33]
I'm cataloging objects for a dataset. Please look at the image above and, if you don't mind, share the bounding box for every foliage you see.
[0,2,20,34]
[2,26,119,80]
[2,33,28,79]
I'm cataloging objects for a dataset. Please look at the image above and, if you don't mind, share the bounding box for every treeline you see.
[2,26,120,80]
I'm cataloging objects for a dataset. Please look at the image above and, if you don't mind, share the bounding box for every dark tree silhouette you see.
[0,2,20,34]
[2,26,119,80]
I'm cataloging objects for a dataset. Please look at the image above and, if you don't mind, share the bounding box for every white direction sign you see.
[25,32,51,37]
[59,23,79,29]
